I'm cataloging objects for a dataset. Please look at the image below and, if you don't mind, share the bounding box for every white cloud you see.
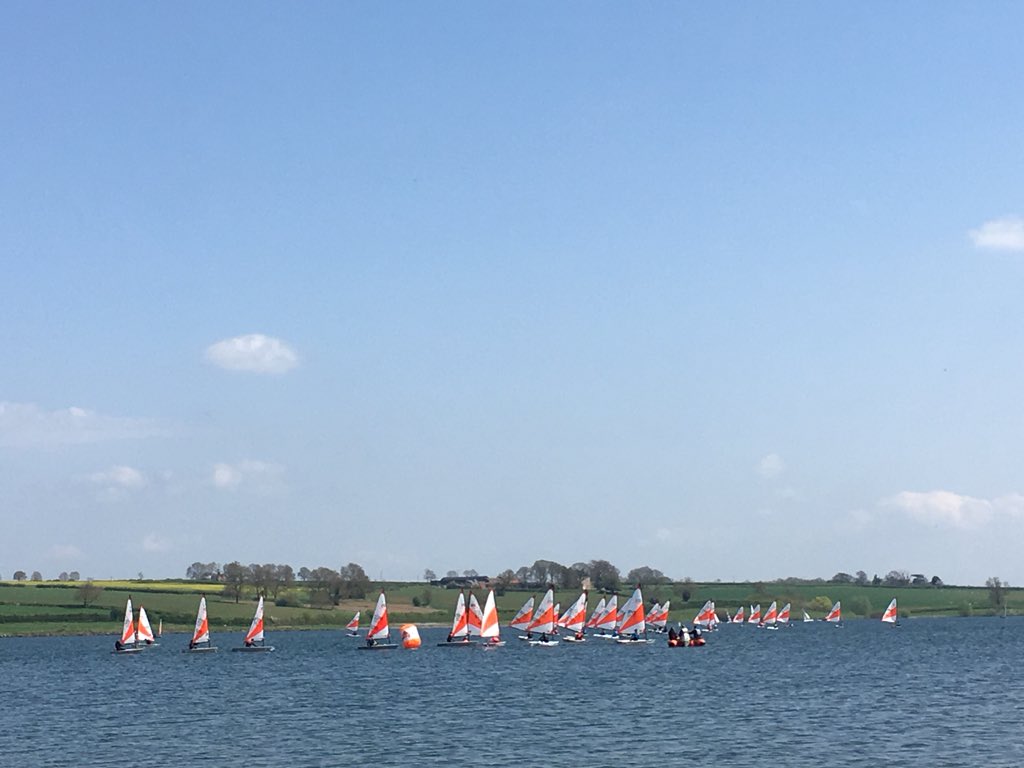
[883,490,1024,530]
[142,533,171,553]
[969,215,1024,252]
[0,402,164,447]
[50,544,83,560]
[88,465,147,490]
[756,453,785,479]
[211,460,284,492]
[205,334,299,374]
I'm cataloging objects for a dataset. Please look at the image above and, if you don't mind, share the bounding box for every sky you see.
[2,3,1024,586]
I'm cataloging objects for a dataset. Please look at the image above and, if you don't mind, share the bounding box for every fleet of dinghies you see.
[112,587,903,655]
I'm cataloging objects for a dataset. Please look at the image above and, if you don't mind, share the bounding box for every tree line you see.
[185,561,371,605]
[425,559,672,593]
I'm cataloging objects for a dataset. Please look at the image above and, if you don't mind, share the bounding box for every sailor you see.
[539,632,548,643]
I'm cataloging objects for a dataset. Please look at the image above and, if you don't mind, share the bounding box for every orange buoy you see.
[400,623,421,649]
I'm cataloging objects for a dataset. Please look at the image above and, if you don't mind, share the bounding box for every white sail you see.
[137,606,155,643]
[777,603,791,624]
[367,592,390,641]
[594,594,618,633]
[762,601,778,626]
[449,592,469,639]
[467,593,484,637]
[120,598,136,646]
[528,588,556,634]
[881,598,898,624]
[618,587,646,636]
[586,597,607,629]
[480,590,501,640]
[825,601,842,623]
[561,593,588,633]
[192,596,211,645]
[748,604,761,624]
[509,597,534,631]
[244,596,266,644]
[802,610,812,623]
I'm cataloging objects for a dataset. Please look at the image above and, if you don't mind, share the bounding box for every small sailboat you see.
[648,600,670,633]
[760,601,778,629]
[802,610,813,623]
[137,606,158,646]
[824,601,842,625]
[438,591,476,646]
[560,592,589,642]
[747,604,761,625]
[527,588,559,646]
[510,596,535,640]
[479,589,504,647]
[777,603,791,627]
[694,600,717,630]
[231,595,275,652]
[112,596,143,654]
[592,594,619,638]
[881,597,899,626]
[345,611,360,637]
[616,586,648,644]
[358,591,398,650]
[467,592,484,639]
[185,596,218,653]
[732,606,745,624]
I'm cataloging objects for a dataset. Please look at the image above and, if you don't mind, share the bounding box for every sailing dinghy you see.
[438,591,476,646]
[592,594,619,639]
[732,606,745,624]
[647,600,670,633]
[480,589,505,647]
[112,597,143,654]
[137,606,158,646]
[510,596,535,640]
[231,596,275,652]
[760,601,778,630]
[345,611,360,637]
[747,604,761,625]
[358,591,398,650]
[777,603,791,627]
[824,601,842,625]
[802,610,813,623]
[560,592,589,642]
[527,588,559,645]
[616,587,649,644]
[185,596,218,653]
[881,598,899,626]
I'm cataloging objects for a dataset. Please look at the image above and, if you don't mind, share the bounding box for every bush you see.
[274,596,293,607]
[848,596,871,617]
[412,596,421,607]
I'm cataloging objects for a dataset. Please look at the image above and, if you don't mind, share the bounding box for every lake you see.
[3,617,1022,767]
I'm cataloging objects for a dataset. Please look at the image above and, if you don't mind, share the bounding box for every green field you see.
[0,578,1015,638]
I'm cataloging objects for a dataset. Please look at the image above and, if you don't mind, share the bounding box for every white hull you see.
[357,643,399,650]
[528,640,559,646]
[563,636,587,643]
[231,645,275,652]
[184,646,219,653]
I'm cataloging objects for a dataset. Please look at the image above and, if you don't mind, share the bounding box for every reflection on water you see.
[5,618,1024,767]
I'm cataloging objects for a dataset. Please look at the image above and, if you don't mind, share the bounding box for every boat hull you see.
[231,646,275,652]
[436,640,477,647]
[357,643,399,650]
[184,646,219,653]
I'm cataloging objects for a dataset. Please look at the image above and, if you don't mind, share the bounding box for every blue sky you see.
[2,3,1024,585]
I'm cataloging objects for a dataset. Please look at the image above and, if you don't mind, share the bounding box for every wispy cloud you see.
[756,453,786,479]
[88,465,147,490]
[142,533,172,552]
[882,490,1024,529]
[50,544,83,560]
[969,215,1024,252]
[0,402,165,447]
[205,333,299,374]
[211,460,284,492]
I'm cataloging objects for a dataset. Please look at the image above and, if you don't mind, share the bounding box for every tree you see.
[13,570,26,581]
[58,571,69,581]
[462,569,478,578]
[679,577,695,603]
[588,559,620,592]
[222,561,247,603]
[445,570,458,578]
[493,569,516,589]
[884,570,910,587]
[186,562,220,581]
[807,596,833,615]
[871,574,882,586]
[831,572,853,584]
[273,564,294,599]
[69,571,80,581]
[986,577,1007,611]
[854,570,868,586]
[423,569,437,581]
[626,566,670,585]
[338,563,370,600]
[298,567,311,582]
[848,596,872,617]
[77,579,104,607]
[31,571,42,581]
[930,575,943,587]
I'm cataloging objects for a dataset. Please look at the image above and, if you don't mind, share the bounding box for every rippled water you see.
[4,617,1023,767]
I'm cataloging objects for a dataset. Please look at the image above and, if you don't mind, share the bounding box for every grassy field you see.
[0,578,1016,637]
